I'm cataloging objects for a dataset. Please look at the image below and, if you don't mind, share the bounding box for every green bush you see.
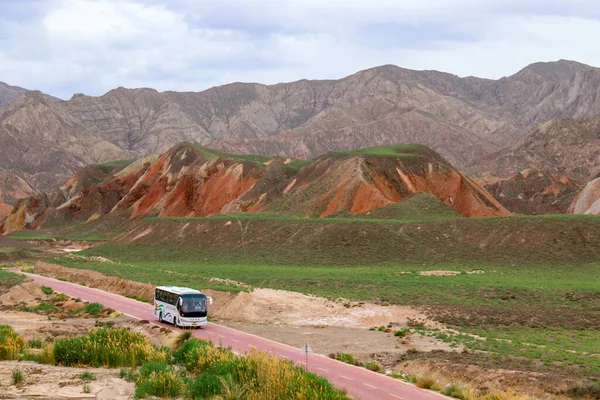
[443,384,468,399]
[53,327,162,367]
[0,325,26,360]
[34,302,56,313]
[567,382,600,399]
[172,338,212,365]
[119,368,137,382]
[335,352,362,366]
[365,361,381,372]
[28,338,43,349]
[80,371,96,381]
[12,368,23,386]
[394,329,410,338]
[19,351,41,362]
[188,372,223,399]
[83,384,91,394]
[84,302,104,316]
[40,286,54,295]
[135,362,185,399]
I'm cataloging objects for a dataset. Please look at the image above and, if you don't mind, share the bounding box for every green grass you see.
[7,231,57,240]
[7,230,111,241]
[328,143,433,158]
[0,247,21,254]
[90,159,135,173]
[84,302,104,316]
[0,270,24,291]
[186,143,272,164]
[80,371,96,381]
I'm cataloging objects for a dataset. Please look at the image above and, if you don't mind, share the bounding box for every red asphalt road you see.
[20,272,446,400]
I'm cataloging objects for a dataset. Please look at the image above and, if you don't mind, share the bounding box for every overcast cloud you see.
[1,0,600,99]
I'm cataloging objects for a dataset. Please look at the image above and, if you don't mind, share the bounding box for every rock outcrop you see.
[481,170,582,214]
[568,178,600,215]
[0,143,509,234]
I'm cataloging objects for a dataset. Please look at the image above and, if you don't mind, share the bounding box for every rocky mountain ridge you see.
[2,59,600,197]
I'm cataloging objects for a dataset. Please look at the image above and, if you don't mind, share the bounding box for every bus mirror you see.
[208,296,213,305]
[179,298,183,306]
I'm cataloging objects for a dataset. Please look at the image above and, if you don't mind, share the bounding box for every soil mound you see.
[0,281,46,304]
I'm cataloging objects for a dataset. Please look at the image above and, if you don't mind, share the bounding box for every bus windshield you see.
[181,295,207,313]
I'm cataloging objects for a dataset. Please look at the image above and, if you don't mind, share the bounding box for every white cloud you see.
[0,0,599,98]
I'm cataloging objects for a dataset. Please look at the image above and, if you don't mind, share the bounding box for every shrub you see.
[12,368,24,386]
[183,342,235,374]
[80,371,96,381]
[189,372,223,399]
[28,338,43,349]
[394,329,410,338]
[567,382,600,399]
[0,325,26,360]
[19,350,41,362]
[84,302,104,316]
[365,361,381,372]
[135,362,185,399]
[53,327,163,367]
[378,326,385,331]
[335,352,362,366]
[40,344,55,364]
[120,368,137,382]
[235,349,349,399]
[34,302,56,313]
[40,286,54,295]
[444,384,468,399]
[416,376,436,389]
[83,384,91,394]
[172,338,211,364]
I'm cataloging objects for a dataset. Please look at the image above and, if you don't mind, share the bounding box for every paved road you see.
[20,272,445,400]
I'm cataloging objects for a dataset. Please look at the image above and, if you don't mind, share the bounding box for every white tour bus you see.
[154,286,212,328]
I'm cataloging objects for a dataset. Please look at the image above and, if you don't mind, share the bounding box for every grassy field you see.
[7,230,112,241]
[35,203,600,382]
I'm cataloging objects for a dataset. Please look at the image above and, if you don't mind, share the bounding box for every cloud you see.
[0,0,599,99]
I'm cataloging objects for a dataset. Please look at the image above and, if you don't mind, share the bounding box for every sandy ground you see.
[0,361,134,400]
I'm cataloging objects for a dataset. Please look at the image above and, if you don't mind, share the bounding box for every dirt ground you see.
[0,361,134,400]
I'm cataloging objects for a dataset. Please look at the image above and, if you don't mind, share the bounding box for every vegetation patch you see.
[51,327,164,368]
[0,325,26,360]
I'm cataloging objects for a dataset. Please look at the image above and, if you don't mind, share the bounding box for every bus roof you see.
[155,286,204,295]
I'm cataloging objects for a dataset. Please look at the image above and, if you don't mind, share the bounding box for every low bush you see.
[0,325,26,360]
[567,382,600,399]
[28,338,43,349]
[394,328,410,338]
[83,384,91,393]
[365,361,381,372]
[84,302,104,316]
[416,376,436,389]
[135,361,185,399]
[40,285,54,295]
[444,384,469,399]
[12,368,24,386]
[335,352,363,366]
[53,327,163,367]
[80,371,96,381]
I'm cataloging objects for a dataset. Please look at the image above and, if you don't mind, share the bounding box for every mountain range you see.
[1,59,600,206]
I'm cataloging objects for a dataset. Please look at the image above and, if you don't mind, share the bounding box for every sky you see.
[1,0,600,99]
